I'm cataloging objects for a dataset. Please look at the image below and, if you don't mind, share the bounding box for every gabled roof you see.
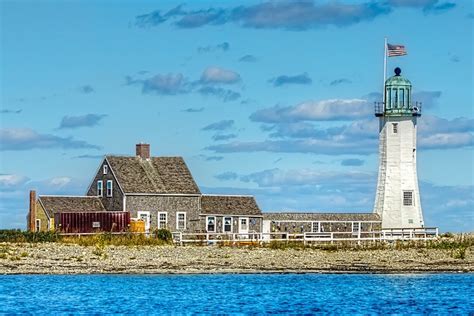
[201,195,262,216]
[106,156,201,194]
[39,196,106,217]
[263,212,381,222]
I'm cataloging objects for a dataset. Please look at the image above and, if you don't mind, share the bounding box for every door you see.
[137,211,151,233]
[239,217,249,237]
[262,220,271,241]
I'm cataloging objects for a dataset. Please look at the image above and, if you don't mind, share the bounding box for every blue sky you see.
[1,0,472,232]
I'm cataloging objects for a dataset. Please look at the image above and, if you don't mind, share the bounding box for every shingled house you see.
[28,143,263,235]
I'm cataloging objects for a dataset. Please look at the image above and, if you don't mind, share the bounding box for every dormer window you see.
[103,164,108,175]
[106,180,113,197]
[97,180,103,197]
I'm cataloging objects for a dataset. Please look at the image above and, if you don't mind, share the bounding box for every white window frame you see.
[35,219,41,232]
[103,164,108,175]
[158,212,167,229]
[223,216,233,233]
[176,212,186,230]
[106,180,113,197]
[312,222,320,233]
[206,216,216,232]
[352,222,360,234]
[403,191,413,206]
[97,180,103,197]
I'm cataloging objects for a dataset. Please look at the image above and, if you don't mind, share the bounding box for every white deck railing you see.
[171,227,438,244]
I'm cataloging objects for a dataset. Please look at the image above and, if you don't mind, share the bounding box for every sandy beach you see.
[1,242,472,274]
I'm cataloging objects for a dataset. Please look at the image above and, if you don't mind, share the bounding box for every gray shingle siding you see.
[86,158,124,211]
[126,195,200,232]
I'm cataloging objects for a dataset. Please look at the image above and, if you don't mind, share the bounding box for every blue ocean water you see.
[0,274,473,315]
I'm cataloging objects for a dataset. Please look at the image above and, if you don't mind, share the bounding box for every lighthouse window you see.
[392,123,398,134]
[400,89,405,107]
[403,191,413,206]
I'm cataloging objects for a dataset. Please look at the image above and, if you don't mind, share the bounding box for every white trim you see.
[239,217,249,234]
[123,195,126,212]
[158,212,168,229]
[352,222,361,233]
[176,212,186,230]
[206,216,216,232]
[104,157,126,195]
[312,221,320,233]
[35,219,41,232]
[223,216,233,233]
[85,157,125,196]
[85,156,107,195]
[106,180,113,197]
[37,197,50,220]
[97,180,103,197]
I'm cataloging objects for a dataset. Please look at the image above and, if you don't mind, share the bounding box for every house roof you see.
[263,212,381,222]
[200,195,262,216]
[38,196,106,217]
[106,156,200,194]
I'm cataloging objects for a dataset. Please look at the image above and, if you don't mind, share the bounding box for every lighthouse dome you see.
[385,67,411,87]
[384,67,413,115]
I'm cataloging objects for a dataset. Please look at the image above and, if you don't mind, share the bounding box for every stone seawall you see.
[1,243,472,274]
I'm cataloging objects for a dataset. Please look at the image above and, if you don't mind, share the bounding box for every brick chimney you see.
[29,190,36,232]
[136,143,150,159]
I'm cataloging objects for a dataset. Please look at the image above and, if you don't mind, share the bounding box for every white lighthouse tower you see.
[374,67,424,229]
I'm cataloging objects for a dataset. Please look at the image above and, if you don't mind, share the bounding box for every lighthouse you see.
[374,67,424,229]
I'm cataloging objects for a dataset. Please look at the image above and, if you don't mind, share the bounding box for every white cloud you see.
[0,174,30,191]
[200,66,241,84]
[0,128,100,151]
[250,99,371,123]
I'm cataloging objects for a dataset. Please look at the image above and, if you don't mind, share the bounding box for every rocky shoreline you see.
[1,242,472,274]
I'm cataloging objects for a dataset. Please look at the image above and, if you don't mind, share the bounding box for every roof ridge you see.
[138,158,166,192]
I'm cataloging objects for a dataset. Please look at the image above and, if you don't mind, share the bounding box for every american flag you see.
[387,43,407,57]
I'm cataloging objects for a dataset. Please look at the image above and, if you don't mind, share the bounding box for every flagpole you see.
[383,37,387,109]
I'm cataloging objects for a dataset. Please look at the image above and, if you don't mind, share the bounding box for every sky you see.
[1,0,473,232]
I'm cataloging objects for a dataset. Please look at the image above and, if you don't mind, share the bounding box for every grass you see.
[0,229,173,246]
[0,229,471,260]
[261,234,473,257]
[0,230,60,243]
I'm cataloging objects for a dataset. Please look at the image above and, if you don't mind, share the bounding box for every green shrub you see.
[0,229,60,243]
[153,229,173,242]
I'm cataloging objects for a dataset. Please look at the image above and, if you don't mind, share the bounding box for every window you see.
[312,222,320,233]
[403,191,413,206]
[207,216,216,232]
[223,217,232,233]
[400,89,405,107]
[158,212,167,229]
[352,222,360,234]
[392,123,398,134]
[103,164,108,174]
[408,219,414,224]
[97,180,103,197]
[35,219,41,232]
[106,180,113,197]
[176,212,186,230]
